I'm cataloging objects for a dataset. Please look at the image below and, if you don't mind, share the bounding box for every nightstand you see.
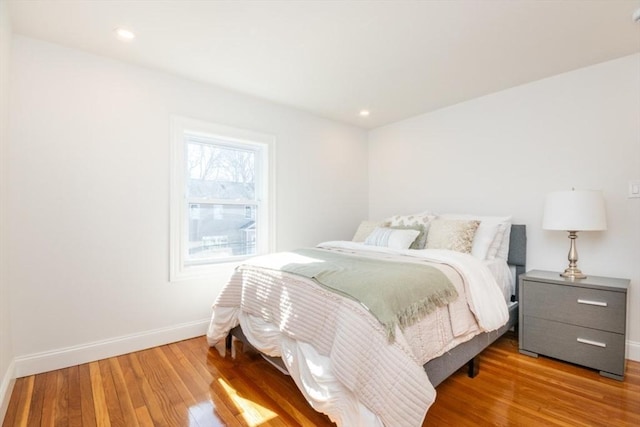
[519,270,629,380]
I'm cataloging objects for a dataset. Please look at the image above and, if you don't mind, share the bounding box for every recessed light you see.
[115,28,135,41]
[359,110,370,117]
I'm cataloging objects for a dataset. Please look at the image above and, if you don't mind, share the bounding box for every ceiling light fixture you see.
[633,7,640,22]
[359,110,370,117]
[115,28,135,41]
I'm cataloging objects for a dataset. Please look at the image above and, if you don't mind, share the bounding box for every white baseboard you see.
[0,359,16,424]
[627,339,640,362]
[8,320,640,380]
[14,318,210,378]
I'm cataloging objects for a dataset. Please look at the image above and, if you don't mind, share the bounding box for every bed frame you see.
[426,224,526,385]
[227,224,527,386]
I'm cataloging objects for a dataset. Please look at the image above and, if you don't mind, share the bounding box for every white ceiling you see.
[8,0,640,129]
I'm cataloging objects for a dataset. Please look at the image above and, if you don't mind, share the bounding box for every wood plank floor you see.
[3,331,640,426]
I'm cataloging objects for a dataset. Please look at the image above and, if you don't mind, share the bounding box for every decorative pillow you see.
[425,219,480,253]
[471,216,513,260]
[364,227,420,250]
[390,225,427,250]
[352,220,387,242]
[440,214,512,260]
[386,212,436,249]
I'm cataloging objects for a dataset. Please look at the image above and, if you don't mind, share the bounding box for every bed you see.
[207,217,526,426]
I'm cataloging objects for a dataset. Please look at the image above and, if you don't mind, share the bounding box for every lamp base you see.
[560,267,586,280]
[560,231,587,280]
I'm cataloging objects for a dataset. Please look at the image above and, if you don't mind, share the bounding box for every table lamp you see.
[542,189,607,279]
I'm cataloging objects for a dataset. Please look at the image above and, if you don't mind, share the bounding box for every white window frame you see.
[170,116,276,281]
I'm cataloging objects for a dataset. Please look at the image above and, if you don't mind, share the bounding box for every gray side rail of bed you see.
[424,223,526,387]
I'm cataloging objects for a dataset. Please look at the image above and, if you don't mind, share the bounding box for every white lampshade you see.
[543,190,607,231]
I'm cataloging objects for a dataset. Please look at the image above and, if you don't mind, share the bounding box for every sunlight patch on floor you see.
[218,378,279,426]
[189,401,227,427]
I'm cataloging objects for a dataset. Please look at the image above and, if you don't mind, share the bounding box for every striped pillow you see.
[364,227,420,250]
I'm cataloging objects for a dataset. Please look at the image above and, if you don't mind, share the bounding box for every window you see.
[170,117,275,280]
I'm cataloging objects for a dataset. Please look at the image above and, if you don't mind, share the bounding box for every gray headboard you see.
[507,224,527,301]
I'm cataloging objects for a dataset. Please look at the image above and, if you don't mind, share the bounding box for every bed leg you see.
[467,358,479,378]
[225,333,232,351]
[231,336,245,360]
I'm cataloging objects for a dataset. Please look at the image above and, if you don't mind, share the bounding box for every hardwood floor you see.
[3,332,640,426]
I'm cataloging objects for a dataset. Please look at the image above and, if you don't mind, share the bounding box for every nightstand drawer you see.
[522,280,626,333]
[522,316,625,376]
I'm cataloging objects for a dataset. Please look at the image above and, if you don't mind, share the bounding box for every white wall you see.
[8,36,368,375]
[0,0,15,417]
[369,54,640,360]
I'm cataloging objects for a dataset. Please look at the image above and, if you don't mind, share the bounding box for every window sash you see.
[183,200,261,266]
[185,135,261,201]
[170,116,275,281]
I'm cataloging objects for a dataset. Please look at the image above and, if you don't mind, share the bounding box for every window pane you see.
[186,203,257,263]
[186,140,256,200]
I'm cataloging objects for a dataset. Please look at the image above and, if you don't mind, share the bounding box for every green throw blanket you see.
[265,248,458,341]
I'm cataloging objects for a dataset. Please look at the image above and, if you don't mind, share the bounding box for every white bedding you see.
[207,242,509,426]
[484,257,516,302]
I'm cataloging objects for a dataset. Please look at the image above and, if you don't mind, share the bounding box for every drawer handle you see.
[577,338,607,348]
[577,299,607,307]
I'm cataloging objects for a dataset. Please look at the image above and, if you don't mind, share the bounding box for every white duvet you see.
[207,242,509,426]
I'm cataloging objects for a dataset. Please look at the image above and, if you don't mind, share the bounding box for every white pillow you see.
[495,223,512,260]
[364,227,420,250]
[389,224,427,250]
[469,222,500,260]
[486,223,508,259]
[440,214,512,260]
